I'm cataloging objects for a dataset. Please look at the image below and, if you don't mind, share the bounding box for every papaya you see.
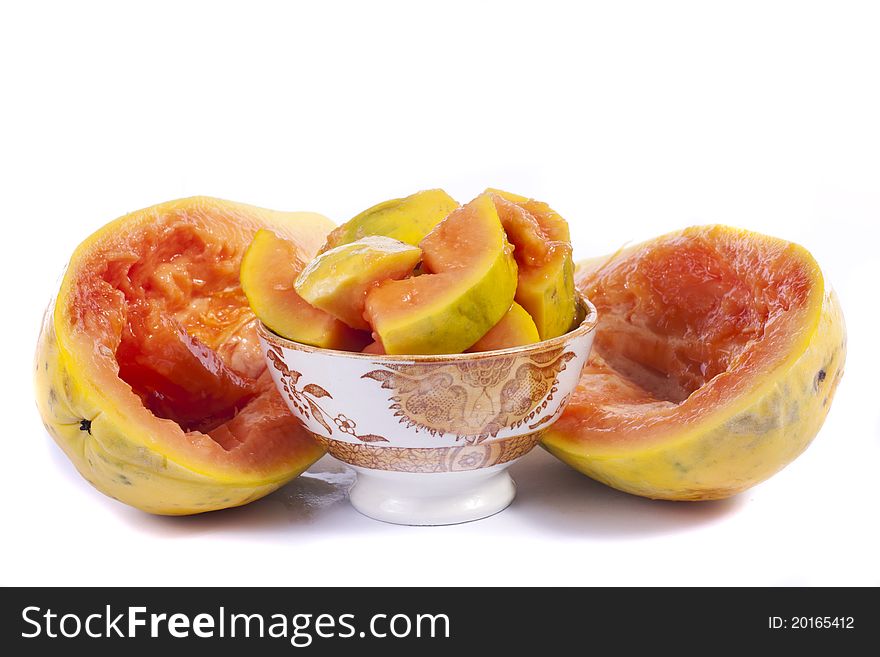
[488,189,577,340]
[362,340,386,355]
[34,197,330,515]
[364,193,518,354]
[543,225,846,500]
[295,236,422,331]
[240,229,369,349]
[467,303,540,352]
[321,188,458,252]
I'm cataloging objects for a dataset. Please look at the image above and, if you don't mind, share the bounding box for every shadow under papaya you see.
[508,447,745,538]
[110,456,365,538]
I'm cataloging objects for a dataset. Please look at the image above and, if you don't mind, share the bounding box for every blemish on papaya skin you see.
[814,368,827,392]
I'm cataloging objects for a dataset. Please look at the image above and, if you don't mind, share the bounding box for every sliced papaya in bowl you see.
[240,229,369,349]
[467,302,540,352]
[487,189,577,341]
[543,225,846,500]
[34,197,332,515]
[295,236,422,331]
[363,193,519,355]
[321,188,459,252]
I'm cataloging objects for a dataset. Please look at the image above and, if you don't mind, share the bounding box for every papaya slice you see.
[34,197,331,515]
[295,236,422,331]
[362,340,386,355]
[467,303,540,352]
[488,189,577,340]
[321,188,458,252]
[364,193,518,355]
[240,229,369,349]
[543,225,846,500]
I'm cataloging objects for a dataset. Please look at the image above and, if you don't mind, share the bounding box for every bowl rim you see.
[257,293,598,362]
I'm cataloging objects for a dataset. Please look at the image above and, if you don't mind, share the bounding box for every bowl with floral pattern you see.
[258,294,597,525]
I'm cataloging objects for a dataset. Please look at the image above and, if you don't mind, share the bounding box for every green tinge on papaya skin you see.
[517,248,577,340]
[295,236,422,331]
[364,193,518,355]
[241,229,369,350]
[321,188,459,252]
[487,191,577,340]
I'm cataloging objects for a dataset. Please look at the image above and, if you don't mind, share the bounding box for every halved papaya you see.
[321,188,458,252]
[488,189,577,340]
[467,303,539,352]
[34,197,331,515]
[295,236,422,330]
[364,193,518,354]
[543,225,846,500]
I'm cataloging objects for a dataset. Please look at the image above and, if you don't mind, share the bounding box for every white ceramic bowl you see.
[259,295,597,525]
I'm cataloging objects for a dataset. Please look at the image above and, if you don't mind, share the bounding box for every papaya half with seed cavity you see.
[35,197,332,515]
[543,225,846,501]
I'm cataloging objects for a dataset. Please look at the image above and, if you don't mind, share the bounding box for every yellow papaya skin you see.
[35,310,309,515]
[467,302,540,352]
[321,189,458,252]
[543,253,846,501]
[295,236,422,331]
[241,229,368,349]
[487,189,577,340]
[516,251,577,341]
[34,197,328,515]
[364,194,518,355]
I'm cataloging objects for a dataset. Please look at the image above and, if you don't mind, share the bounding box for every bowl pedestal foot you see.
[347,463,517,526]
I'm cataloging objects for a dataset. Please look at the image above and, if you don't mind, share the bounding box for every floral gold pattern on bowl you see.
[312,431,543,473]
[266,348,390,443]
[259,294,597,525]
[361,348,575,443]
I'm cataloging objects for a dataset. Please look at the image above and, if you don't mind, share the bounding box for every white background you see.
[1,1,878,586]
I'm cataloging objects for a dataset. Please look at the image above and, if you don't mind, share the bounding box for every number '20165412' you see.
[768,616,854,629]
